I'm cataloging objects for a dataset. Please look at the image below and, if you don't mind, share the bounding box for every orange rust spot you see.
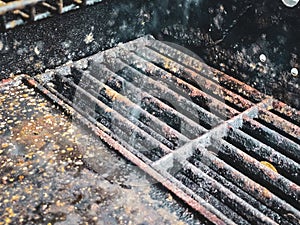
[27,79,36,86]
[105,88,119,101]
[0,78,12,86]
[262,188,272,199]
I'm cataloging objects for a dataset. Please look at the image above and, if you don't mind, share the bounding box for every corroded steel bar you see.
[61,68,191,147]
[175,171,251,224]
[180,165,277,225]
[227,125,300,184]
[216,137,300,205]
[93,53,225,126]
[71,69,185,149]
[187,157,289,225]
[258,109,300,141]
[120,49,240,117]
[0,0,43,15]
[52,72,176,156]
[272,100,300,126]
[242,116,300,164]
[138,36,265,103]
[24,76,228,225]
[131,46,255,111]
[105,47,239,120]
[153,163,236,225]
[190,147,300,224]
[90,59,212,135]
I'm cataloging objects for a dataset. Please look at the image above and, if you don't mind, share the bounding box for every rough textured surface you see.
[0,78,206,225]
[0,0,299,108]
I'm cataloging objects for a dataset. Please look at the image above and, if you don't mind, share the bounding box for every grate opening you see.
[174,168,251,224]
[98,58,222,130]
[225,128,300,185]
[217,138,299,211]
[187,148,300,224]
[131,47,252,114]
[255,115,300,146]
[241,118,300,164]
[144,41,265,103]
[186,156,288,225]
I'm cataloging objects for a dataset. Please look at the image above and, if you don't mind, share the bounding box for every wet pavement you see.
[0,78,206,225]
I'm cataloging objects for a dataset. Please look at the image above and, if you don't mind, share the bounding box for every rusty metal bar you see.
[272,100,300,126]
[128,45,255,112]
[215,137,300,205]
[185,157,290,225]
[56,0,63,13]
[120,50,240,118]
[174,171,251,224]
[178,164,278,225]
[0,0,43,15]
[188,147,300,224]
[227,124,300,184]
[52,72,175,158]
[24,76,228,225]
[139,36,265,103]
[72,69,190,146]
[153,162,237,225]
[106,47,239,120]
[92,54,224,128]
[40,1,57,11]
[29,5,35,20]
[258,109,300,141]
[242,116,300,164]
[70,68,190,148]
[90,60,212,136]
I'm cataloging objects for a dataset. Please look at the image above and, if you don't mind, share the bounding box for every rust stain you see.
[262,188,272,199]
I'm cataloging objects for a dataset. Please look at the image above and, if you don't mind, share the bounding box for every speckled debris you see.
[0,78,206,225]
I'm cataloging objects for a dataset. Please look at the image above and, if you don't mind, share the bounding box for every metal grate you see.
[0,0,102,30]
[23,35,300,224]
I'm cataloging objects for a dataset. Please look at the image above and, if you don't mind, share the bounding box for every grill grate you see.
[0,0,102,30]
[23,35,300,224]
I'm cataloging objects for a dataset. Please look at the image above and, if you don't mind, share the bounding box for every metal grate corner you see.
[22,35,300,225]
[0,0,102,30]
